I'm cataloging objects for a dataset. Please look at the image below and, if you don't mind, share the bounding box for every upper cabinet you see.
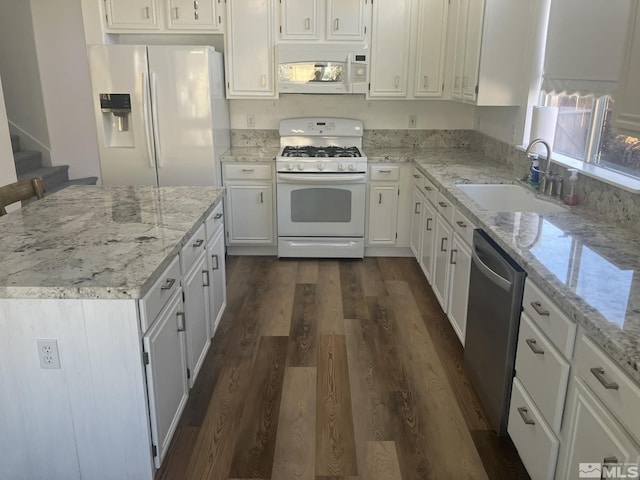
[447,0,532,106]
[326,0,368,41]
[614,1,640,136]
[369,0,448,99]
[225,0,276,98]
[280,0,320,40]
[104,0,224,32]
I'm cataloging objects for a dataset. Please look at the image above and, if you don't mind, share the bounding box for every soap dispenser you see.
[564,169,579,205]
[527,154,540,188]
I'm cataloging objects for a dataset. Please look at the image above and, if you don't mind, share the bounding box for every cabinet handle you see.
[379,169,391,173]
[440,237,448,252]
[425,217,432,231]
[260,75,267,87]
[413,174,420,179]
[193,238,204,248]
[202,270,210,287]
[144,6,151,19]
[530,301,550,316]
[456,220,467,228]
[160,278,176,290]
[590,367,619,390]
[450,248,457,265]
[259,192,264,204]
[414,202,421,214]
[454,75,460,89]
[173,6,179,19]
[526,338,545,355]
[394,76,400,88]
[517,407,535,425]
[438,201,447,208]
[177,312,186,332]
[424,186,432,192]
[378,193,382,204]
[194,10,199,20]
[334,18,339,31]
[305,17,311,30]
[214,212,223,220]
[242,168,255,172]
[194,0,199,9]
[423,75,428,89]
[212,254,219,271]
[603,456,619,466]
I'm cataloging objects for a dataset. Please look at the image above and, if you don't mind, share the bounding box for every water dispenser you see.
[99,93,134,148]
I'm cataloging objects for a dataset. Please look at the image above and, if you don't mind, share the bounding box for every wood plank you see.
[287,284,318,367]
[229,336,289,479]
[339,260,368,320]
[359,257,388,297]
[154,426,199,480]
[316,335,357,477]
[184,364,252,480]
[296,259,319,284]
[316,261,345,336]
[375,257,405,281]
[258,259,297,337]
[364,441,402,480]
[271,367,317,480]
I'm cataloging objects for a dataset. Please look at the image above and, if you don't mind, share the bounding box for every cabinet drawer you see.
[205,201,224,240]
[139,255,181,333]
[180,224,206,274]
[522,279,576,358]
[515,314,571,433]
[223,164,272,180]
[508,377,560,480]
[436,191,455,224]
[370,165,400,181]
[423,177,438,205]
[575,334,640,442]
[452,208,475,245]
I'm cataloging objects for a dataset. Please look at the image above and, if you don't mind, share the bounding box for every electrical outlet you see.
[37,339,61,369]
[247,114,256,128]
[409,115,417,128]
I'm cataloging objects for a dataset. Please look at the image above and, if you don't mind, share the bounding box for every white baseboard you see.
[364,246,413,257]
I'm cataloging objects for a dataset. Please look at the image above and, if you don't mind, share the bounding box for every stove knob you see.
[298,164,305,171]
[348,163,356,171]
[317,163,325,171]
[338,163,346,171]
[287,163,294,171]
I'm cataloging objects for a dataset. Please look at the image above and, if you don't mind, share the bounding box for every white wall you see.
[31,0,100,180]
[0,0,50,159]
[229,96,476,130]
[0,76,18,188]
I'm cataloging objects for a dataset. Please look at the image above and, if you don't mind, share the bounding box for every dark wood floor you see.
[155,256,530,480]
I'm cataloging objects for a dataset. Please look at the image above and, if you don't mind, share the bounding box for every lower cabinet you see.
[206,226,227,335]
[367,183,399,245]
[432,213,452,311]
[419,198,436,282]
[446,232,471,344]
[410,186,425,257]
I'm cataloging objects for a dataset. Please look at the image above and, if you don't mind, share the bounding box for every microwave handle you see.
[345,53,352,93]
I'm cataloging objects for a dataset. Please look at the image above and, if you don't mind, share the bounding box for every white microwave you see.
[277,44,368,94]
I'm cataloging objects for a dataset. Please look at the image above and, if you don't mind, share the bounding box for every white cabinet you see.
[326,0,368,41]
[167,0,222,30]
[614,1,640,136]
[413,0,448,97]
[419,198,436,282]
[447,0,532,105]
[280,0,320,40]
[432,213,452,311]
[223,164,276,245]
[410,186,424,258]
[105,0,160,29]
[205,201,226,334]
[446,230,471,344]
[367,165,400,246]
[225,0,276,97]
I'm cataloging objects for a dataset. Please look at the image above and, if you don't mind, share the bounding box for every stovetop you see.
[281,145,362,158]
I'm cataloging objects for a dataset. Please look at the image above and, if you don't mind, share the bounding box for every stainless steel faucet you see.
[525,138,554,195]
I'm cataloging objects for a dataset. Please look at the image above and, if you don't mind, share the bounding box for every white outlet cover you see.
[37,339,61,369]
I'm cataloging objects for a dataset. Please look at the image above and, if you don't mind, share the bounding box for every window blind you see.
[542,0,631,96]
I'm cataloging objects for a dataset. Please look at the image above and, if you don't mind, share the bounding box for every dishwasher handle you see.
[471,246,512,292]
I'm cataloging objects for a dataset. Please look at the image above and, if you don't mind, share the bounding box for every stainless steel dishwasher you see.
[464,229,526,436]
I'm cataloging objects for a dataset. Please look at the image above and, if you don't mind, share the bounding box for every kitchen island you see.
[0,185,224,480]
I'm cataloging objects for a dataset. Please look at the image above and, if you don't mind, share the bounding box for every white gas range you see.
[276,118,368,258]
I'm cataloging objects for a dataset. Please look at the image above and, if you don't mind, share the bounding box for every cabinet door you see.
[207,227,227,335]
[105,0,159,29]
[225,0,275,97]
[557,377,640,480]
[419,199,436,282]
[182,252,211,387]
[226,184,274,244]
[432,214,452,312]
[414,0,448,97]
[143,290,188,468]
[280,0,319,40]
[446,234,471,345]
[461,0,484,101]
[369,0,411,97]
[368,184,399,245]
[614,2,640,136]
[168,0,220,30]
[449,0,466,99]
[326,0,367,40]
[410,188,424,258]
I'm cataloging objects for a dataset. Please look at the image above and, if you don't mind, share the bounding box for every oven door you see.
[277,173,366,237]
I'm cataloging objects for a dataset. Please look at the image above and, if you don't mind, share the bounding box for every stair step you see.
[18,165,70,192]
[46,177,99,195]
[10,134,20,153]
[14,150,43,175]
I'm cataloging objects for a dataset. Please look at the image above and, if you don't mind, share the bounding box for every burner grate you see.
[282,146,362,158]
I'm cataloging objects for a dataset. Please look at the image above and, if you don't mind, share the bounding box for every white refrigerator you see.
[88,45,230,186]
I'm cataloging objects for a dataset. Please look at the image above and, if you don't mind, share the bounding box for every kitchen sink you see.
[456,183,567,213]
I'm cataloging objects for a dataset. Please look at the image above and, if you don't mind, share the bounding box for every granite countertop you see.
[0,185,224,300]
[221,146,279,163]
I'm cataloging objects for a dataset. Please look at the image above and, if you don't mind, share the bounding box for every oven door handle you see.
[277,173,367,184]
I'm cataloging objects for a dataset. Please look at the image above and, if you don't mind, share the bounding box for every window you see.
[540,92,640,180]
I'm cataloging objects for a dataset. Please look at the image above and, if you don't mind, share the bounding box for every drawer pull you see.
[440,237,448,252]
[413,174,420,179]
[526,338,545,355]
[424,186,432,191]
[603,456,619,465]
[214,212,223,220]
[160,278,176,290]
[450,248,457,265]
[517,407,535,425]
[177,312,185,332]
[193,238,204,248]
[202,270,210,287]
[242,168,255,172]
[590,367,619,390]
[378,169,391,173]
[530,301,550,316]
[425,217,432,231]
[438,201,448,208]
[378,193,382,204]
[414,202,421,214]
[456,220,467,228]
[212,254,219,271]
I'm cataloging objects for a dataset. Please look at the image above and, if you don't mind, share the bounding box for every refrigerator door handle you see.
[142,72,156,169]
[150,72,163,168]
